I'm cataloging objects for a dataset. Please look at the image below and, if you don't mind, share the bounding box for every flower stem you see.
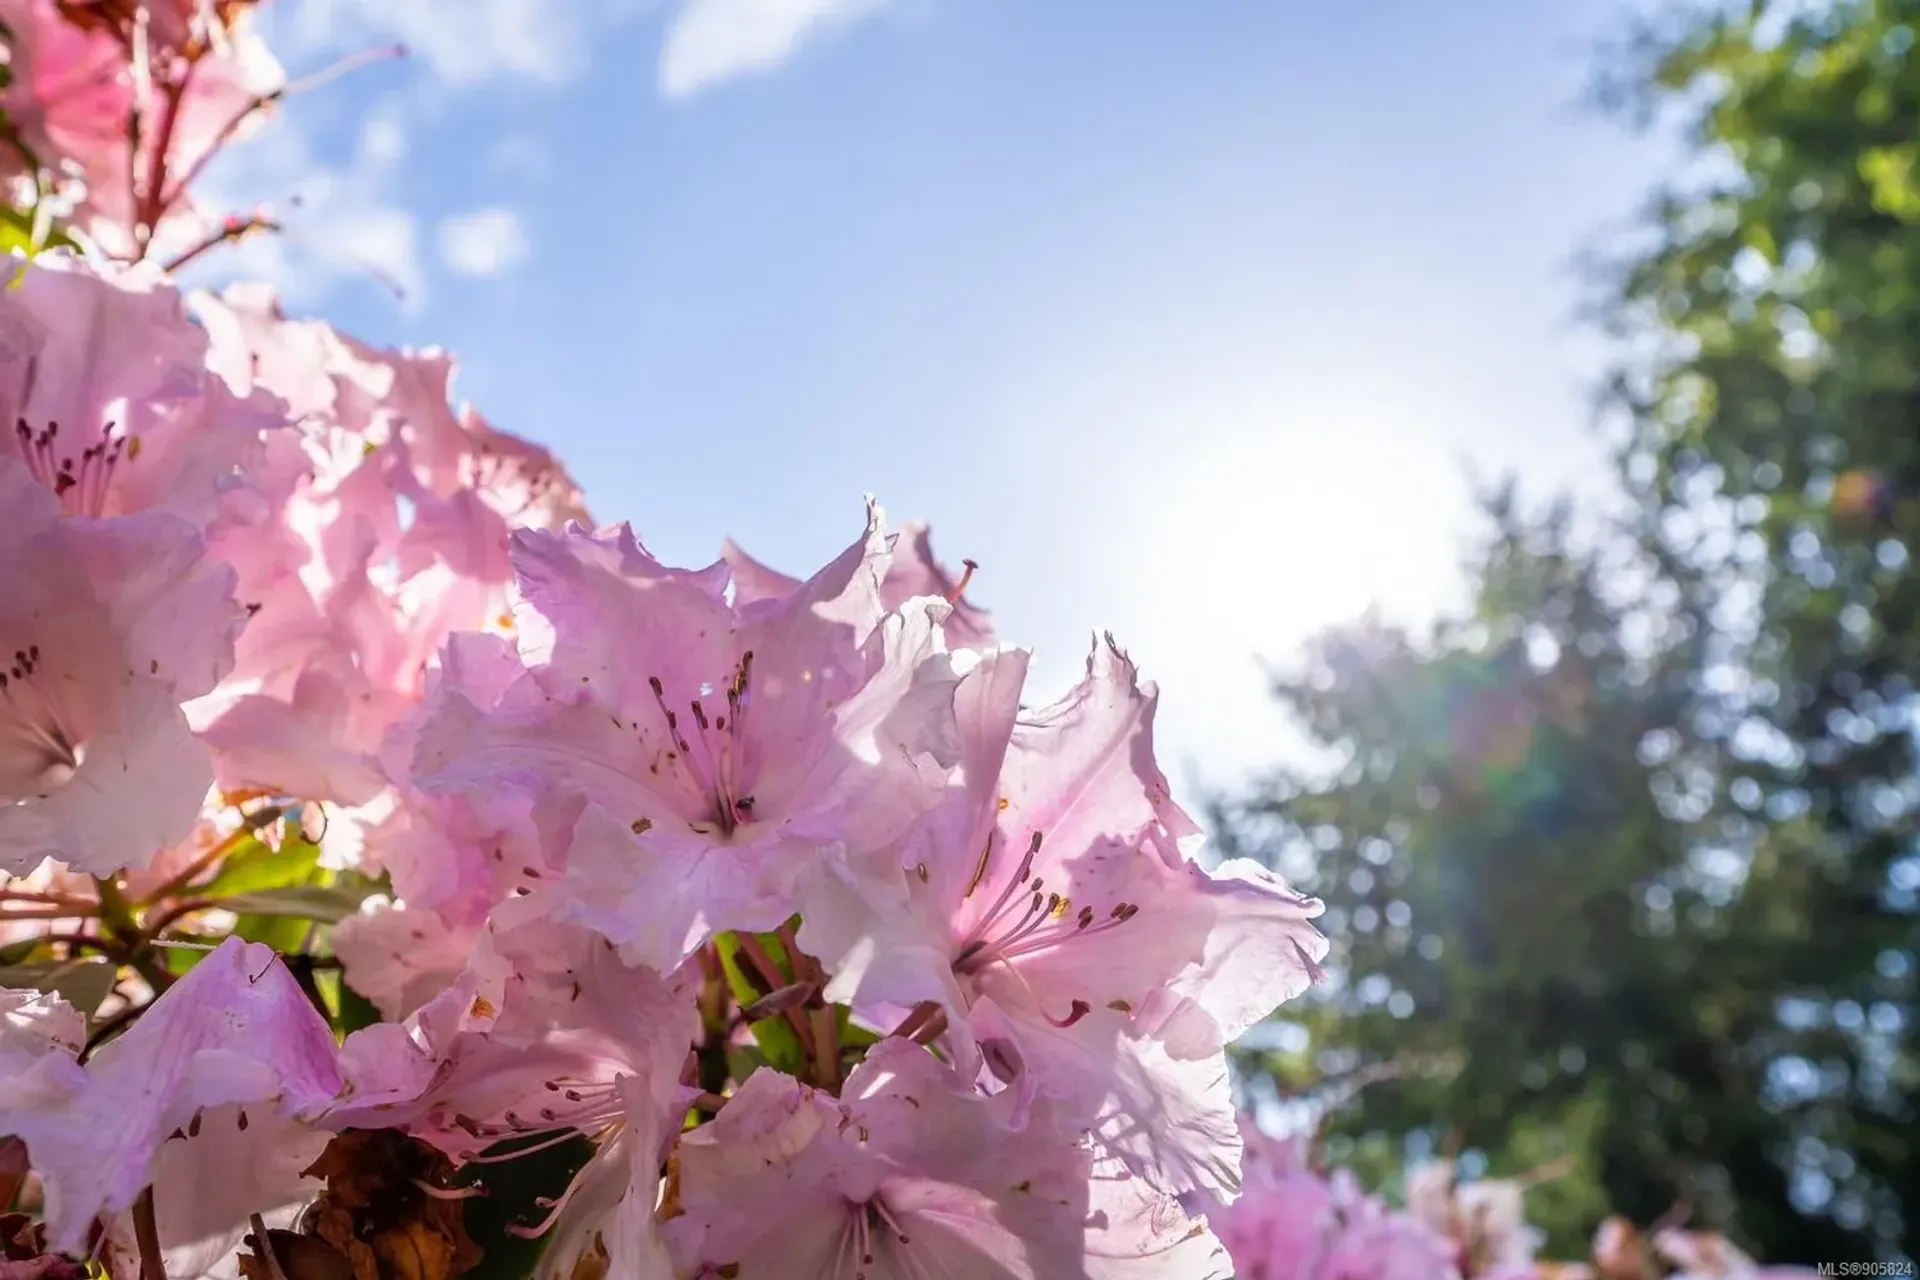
[93,878,176,993]
[141,804,290,904]
[133,1187,166,1280]
[735,933,819,1071]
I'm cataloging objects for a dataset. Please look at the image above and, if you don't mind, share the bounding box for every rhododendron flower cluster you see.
[0,7,1334,1277]
[1203,1120,1823,1280]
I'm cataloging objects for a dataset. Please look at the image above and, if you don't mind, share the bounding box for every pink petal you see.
[557,802,797,972]
[0,676,213,876]
[58,512,244,700]
[333,899,480,1020]
[0,937,342,1252]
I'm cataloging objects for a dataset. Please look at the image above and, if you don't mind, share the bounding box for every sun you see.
[1109,409,1466,781]
[1140,420,1459,645]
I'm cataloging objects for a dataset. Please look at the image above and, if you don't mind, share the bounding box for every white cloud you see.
[659,0,891,99]
[189,92,427,313]
[263,0,642,88]
[436,208,531,278]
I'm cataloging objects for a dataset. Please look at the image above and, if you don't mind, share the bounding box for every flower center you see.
[15,418,138,517]
[442,1077,634,1242]
[644,650,758,835]
[0,644,87,798]
[831,1197,913,1280]
[948,830,1141,1029]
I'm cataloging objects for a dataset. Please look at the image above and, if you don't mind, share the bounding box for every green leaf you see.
[455,1134,595,1280]
[0,937,42,968]
[199,835,323,897]
[837,1004,881,1050]
[0,958,118,1017]
[335,977,384,1033]
[0,203,75,259]
[724,1041,769,1084]
[713,930,807,1076]
[221,883,374,924]
[232,912,313,958]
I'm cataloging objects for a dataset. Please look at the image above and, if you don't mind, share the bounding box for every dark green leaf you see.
[712,931,807,1076]
[221,883,374,924]
[0,958,118,1017]
[335,977,384,1033]
[199,835,322,897]
[454,1134,595,1280]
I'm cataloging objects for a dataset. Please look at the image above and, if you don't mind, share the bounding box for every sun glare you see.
[1114,408,1465,782]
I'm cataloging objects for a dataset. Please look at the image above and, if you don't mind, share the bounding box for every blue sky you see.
[198,0,1669,798]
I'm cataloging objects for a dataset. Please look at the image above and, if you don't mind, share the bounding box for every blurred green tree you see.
[1598,0,1919,1254]
[1221,0,1920,1261]
[1218,489,1864,1261]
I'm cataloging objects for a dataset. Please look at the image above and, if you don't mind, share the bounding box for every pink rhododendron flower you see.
[0,465,241,875]
[798,638,1326,1199]
[412,505,964,970]
[128,1104,331,1279]
[1651,1229,1821,1280]
[71,10,284,258]
[0,936,343,1253]
[331,898,482,1021]
[0,985,84,1080]
[186,305,587,812]
[330,739,580,1019]
[0,253,284,528]
[667,1037,1231,1279]
[192,283,394,426]
[326,918,699,1280]
[453,406,591,533]
[726,518,994,649]
[1406,1160,1542,1278]
[0,0,128,180]
[1209,1128,1459,1280]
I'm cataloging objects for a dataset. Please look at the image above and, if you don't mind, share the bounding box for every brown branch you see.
[139,897,220,940]
[133,67,191,255]
[0,886,101,910]
[161,214,281,274]
[734,933,818,1068]
[133,1187,165,1280]
[39,932,127,960]
[246,1215,289,1280]
[141,803,289,905]
[0,906,99,921]
[93,878,175,995]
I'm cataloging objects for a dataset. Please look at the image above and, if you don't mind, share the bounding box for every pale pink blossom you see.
[0,936,343,1253]
[1209,1130,1459,1280]
[186,311,583,811]
[0,465,241,875]
[190,444,446,805]
[667,1037,1231,1279]
[1406,1160,1542,1277]
[0,0,128,181]
[326,918,699,1280]
[454,406,591,533]
[331,899,481,1021]
[412,505,963,970]
[191,283,394,426]
[133,1104,332,1279]
[1651,1229,1820,1280]
[726,518,993,649]
[0,253,285,528]
[797,638,1326,1199]
[73,10,284,259]
[333,770,582,1017]
[0,985,84,1078]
